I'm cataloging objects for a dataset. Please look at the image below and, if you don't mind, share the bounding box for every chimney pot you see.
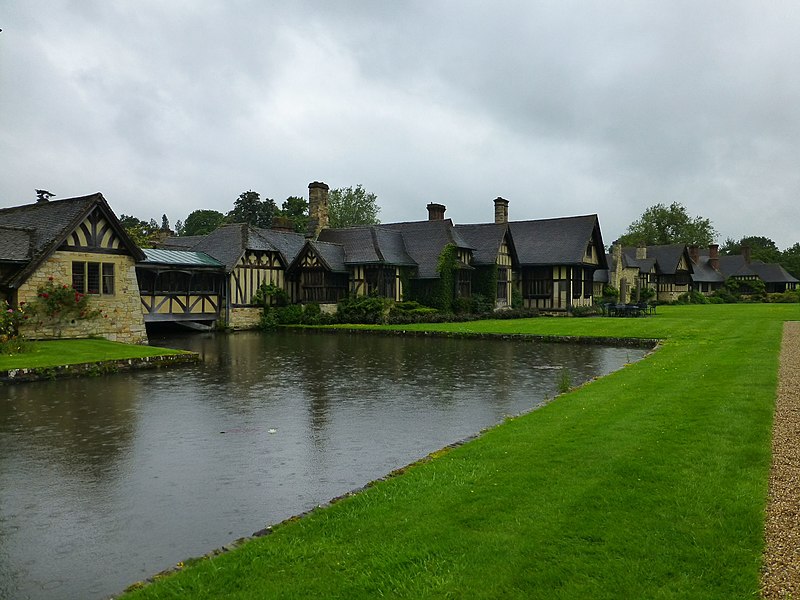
[427,203,446,221]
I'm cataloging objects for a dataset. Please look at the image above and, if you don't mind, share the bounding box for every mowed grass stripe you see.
[119,304,799,599]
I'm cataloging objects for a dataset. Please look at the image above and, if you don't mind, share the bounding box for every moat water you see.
[0,330,648,600]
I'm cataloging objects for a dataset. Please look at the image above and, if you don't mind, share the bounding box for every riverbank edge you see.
[0,351,200,384]
[289,324,662,349]
[115,330,659,597]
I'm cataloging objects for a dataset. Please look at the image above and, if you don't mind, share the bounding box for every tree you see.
[182,209,226,236]
[328,185,381,228]
[226,190,276,228]
[617,202,717,247]
[720,236,781,263]
[278,196,309,233]
[119,214,160,248]
[780,243,800,278]
[161,214,170,231]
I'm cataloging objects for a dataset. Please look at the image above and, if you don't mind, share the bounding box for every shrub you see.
[601,285,619,303]
[337,295,392,324]
[252,283,289,307]
[675,290,709,305]
[1,300,28,354]
[768,290,800,303]
[511,287,523,309]
[25,278,103,336]
[569,304,602,317]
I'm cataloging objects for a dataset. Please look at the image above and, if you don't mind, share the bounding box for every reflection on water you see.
[0,330,647,600]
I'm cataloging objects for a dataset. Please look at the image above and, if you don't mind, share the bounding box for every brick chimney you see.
[709,244,719,271]
[307,181,329,238]
[272,216,294,232]
[689,245,699,264]
[741,245,751,264]
[427,203,446,221]
[493,197,509,224]
[635,243,647,260]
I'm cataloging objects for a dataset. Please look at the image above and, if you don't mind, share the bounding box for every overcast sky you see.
[2,1,799,248]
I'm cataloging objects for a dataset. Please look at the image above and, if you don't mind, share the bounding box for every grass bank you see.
[0,338,189,371]
[119,304,799,599]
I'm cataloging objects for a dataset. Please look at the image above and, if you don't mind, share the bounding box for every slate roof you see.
[158,235,206,250]
[378,219,471,278]
[0,193,144,288]
[0,226,35,262]
[718,255,798,283]
[305,240,349,273]
[619,244,690,276]
[140,248,223,267]
[317,226,415,266]
[509,215,606,267]
[163,224,306,272]
[455,223,512,266]
[690,255,726,284]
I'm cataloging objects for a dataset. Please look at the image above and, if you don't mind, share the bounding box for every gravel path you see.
[762,321,800,598]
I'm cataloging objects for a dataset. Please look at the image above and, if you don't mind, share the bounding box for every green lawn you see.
[0,338,188,371]
[120,304,799,599]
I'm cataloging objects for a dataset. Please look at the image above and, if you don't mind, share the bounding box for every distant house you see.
[715,246,798,293]
[0,193,147,343]
[597,243,693,303]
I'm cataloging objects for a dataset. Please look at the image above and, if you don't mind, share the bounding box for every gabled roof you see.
[509,214,606,268]
[317,226,416,266]
[255,228,313,268]
[455,223,516,266]
[288,240,349,273]
[165,224,306,272]
[622,244,691,275]
[690,258,726,284]
[378,219,471,278]
[0,193,144,289]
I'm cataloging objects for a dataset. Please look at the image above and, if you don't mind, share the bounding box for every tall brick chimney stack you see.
[636,243,647,260]
[689,245,700,264]
[307,181,329,239]
[741,245,752,264]
[493,197,509,224]
[709,244,720,271]
[427,203,446,221]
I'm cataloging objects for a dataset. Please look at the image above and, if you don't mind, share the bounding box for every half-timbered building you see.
[0,193,147,343]
[508,215,606,311]
[136,249,225,325]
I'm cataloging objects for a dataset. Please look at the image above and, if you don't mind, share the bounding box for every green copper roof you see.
[140,248,223,267]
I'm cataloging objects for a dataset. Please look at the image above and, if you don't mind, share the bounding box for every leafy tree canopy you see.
[720,235,781,263]
[181,209,226,236]
[328,185,381,228]
[226,190,276,228]
[119,214,160,248]
[277,196,308,233]
[781,243,800,278]
[616,202,717,247]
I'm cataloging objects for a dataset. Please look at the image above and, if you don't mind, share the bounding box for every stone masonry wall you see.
[17,251,148,344]
[229,307,262,329]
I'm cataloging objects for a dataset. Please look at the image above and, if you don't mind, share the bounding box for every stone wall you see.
[228,307,262,329]
[17,251,148,344]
